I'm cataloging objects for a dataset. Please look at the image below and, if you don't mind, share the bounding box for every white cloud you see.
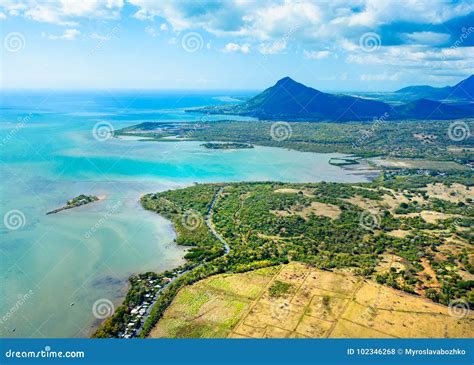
[0,11,6,19]
[145,24,169,37]
[145,25,157,37]
[338,0,474,27]
[1,0,473,77]
[0,0,124,25]
[125,0,474,43]
[44,28,80,40]
[360,72,401,81]
[258,40,287,55]
[347,45,474,75]
[222,42,250,53]
[303,50,330,59]
[90,33,110,41]
[403,31,451,46]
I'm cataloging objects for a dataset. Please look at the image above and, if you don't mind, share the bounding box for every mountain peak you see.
[192,77,473,121]
[275,76,299,86]
[456,74,474,86]
[397,74,473,101]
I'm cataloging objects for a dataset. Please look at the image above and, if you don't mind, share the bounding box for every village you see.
[118,265,195,339]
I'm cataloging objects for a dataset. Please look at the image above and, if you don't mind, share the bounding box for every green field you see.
[95,171,473,338]
[151,263,474,338]
[116,119,474,165]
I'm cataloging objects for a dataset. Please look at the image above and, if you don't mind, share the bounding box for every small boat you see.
[70,302,75,306]
[11,328,16,333]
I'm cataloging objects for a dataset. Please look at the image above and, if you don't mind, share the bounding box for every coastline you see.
[92,166,382,338]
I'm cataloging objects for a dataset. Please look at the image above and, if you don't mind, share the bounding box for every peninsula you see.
[46,194,100,215]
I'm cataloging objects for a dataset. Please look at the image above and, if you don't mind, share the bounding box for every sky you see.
[0,0,473,91]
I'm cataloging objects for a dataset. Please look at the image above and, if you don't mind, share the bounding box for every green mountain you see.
[396,75,474,101]
[393,98,469,119]
[195,77,391,121]
[191,76,474,121]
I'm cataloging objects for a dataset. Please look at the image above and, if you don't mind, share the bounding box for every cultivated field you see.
[372,158,468,171]
[150,262,473,338]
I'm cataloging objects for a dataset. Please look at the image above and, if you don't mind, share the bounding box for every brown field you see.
[386,229,412,238]
[274,188,314,197]
[372,158,468,171]
[374,254,407,273]
[397,210,462,224]
[424,183,473,203]
[150,262,473,339]
[343,188,425,214]
[272,201,340,220]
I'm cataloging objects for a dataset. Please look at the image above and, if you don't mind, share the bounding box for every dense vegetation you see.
[190,76,474,121]
[46,194,99,215]
[117,119,474,164]
[201,142,254,149]
[140,184,224,262]
[94,172,473,338]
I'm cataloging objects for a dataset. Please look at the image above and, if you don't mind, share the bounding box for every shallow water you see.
[0,91,373,337]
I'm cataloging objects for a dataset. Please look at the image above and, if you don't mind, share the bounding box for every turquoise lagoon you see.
[0,91,374,337]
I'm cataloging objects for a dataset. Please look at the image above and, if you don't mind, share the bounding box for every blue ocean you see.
[0,90,372,337]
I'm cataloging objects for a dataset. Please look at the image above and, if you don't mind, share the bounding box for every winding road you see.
[206,187,230,255]
[135,187,229,337]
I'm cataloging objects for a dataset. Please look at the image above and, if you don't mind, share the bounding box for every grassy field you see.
[372,158,469,171]
[150,262,473,338]
[96,177,473,338]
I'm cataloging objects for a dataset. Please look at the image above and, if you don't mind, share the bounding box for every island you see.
[201,142,254,150]
[328,157,360,166]
[46,194,100,215]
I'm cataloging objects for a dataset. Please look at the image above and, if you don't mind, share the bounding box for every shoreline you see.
[114,133,382,182]
[92,172,382,338]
